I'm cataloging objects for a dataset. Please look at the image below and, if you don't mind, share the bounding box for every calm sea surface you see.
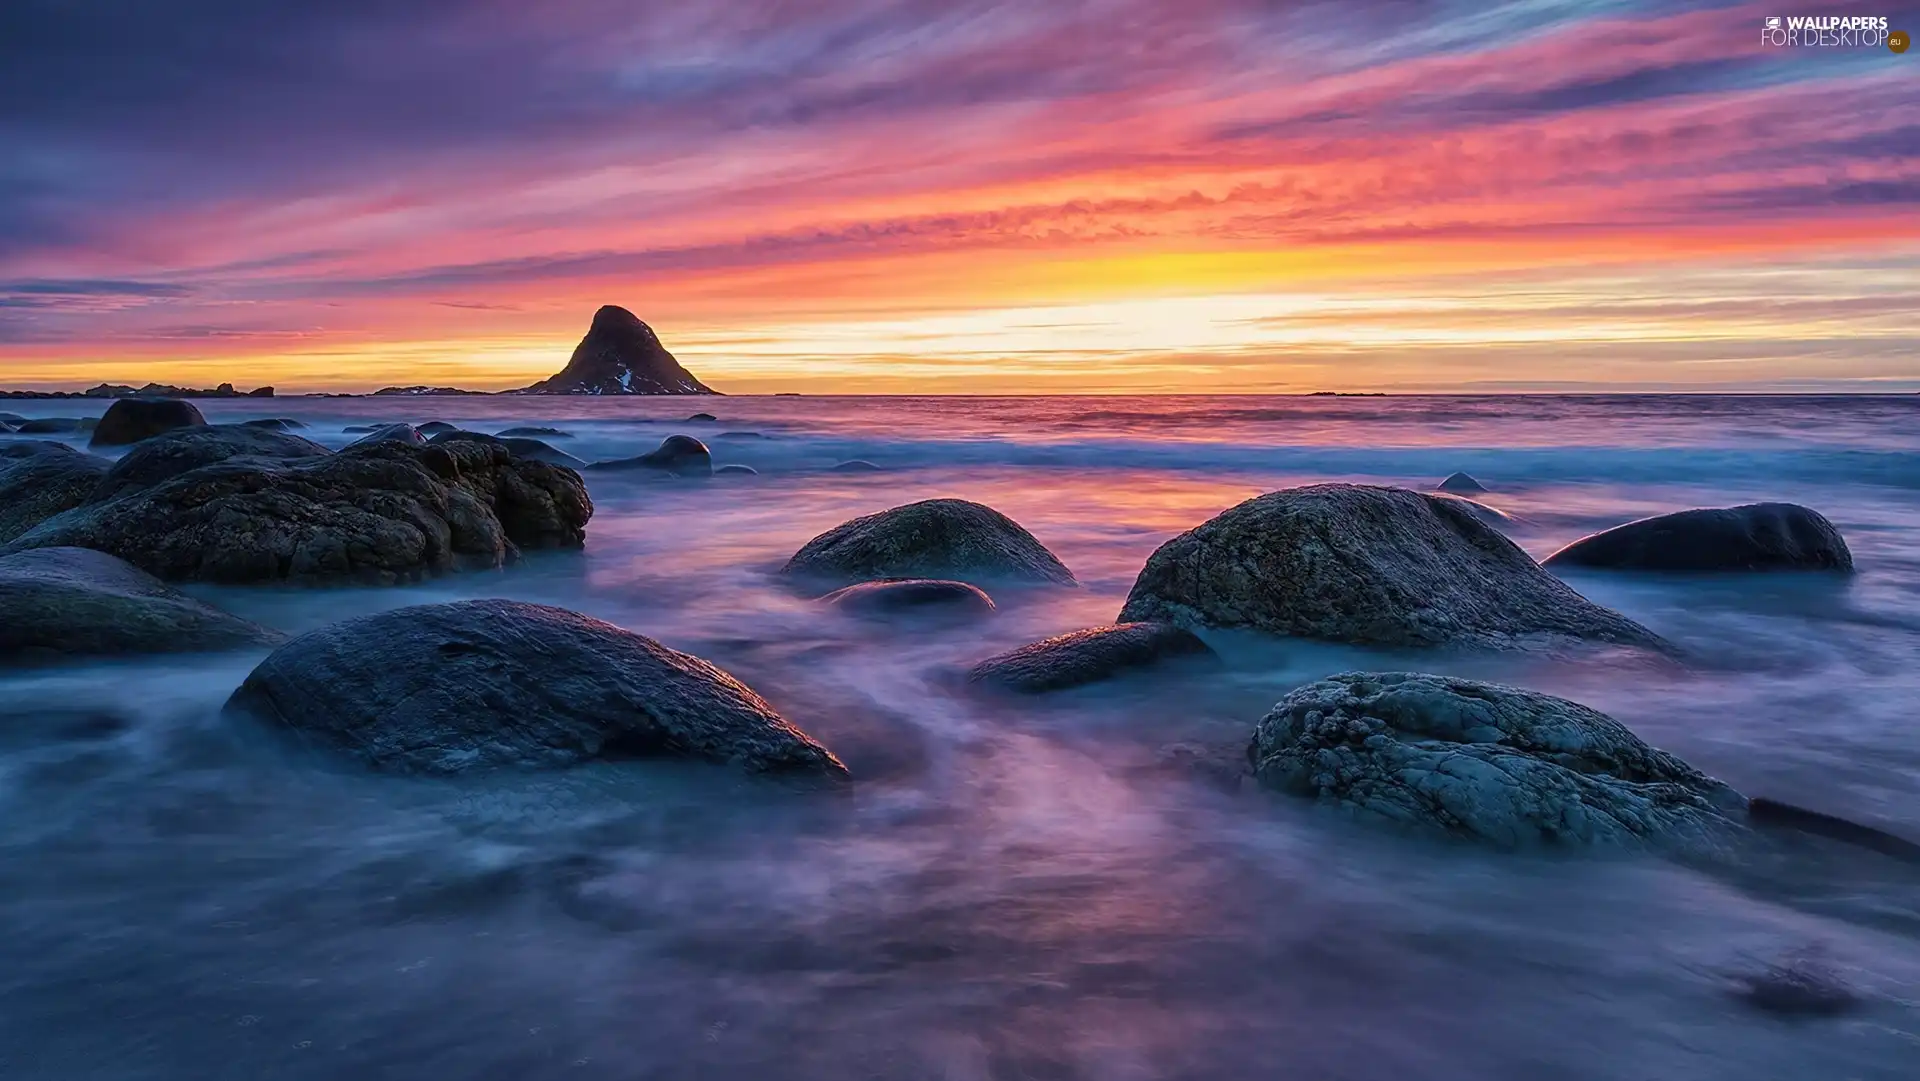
[3,394,1919,1079]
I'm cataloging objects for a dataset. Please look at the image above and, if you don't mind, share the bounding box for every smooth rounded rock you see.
[1544,503,1852,573]
[685,412,718,422]
[968,622,1212,693]
[1436,471,1487,493]
[832,460,881,472]
[1,547,283,662]
[587,434,712,477]
[1249,672,1748,850]
[89,397,207,448]
[425,429,584,468]
[224,599,845,777]
[240,417,308,431]
[16,417,90,434]
[782,498,1076,589]
[417,421,460,435]
[822,578,995,617]
[347,423,427,448]
[1118,483,1665,652]
[0,442,112,544]
[713,464,758,476]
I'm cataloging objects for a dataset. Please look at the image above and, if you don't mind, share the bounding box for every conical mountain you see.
[521,306,718,395]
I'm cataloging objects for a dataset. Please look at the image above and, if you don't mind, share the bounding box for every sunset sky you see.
[2,0,1916,394]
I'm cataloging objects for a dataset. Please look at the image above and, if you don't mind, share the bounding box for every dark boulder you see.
[714,464,758,476]
[1117,484,1665,652]
[240,417,307,431]
[1249,672,1748,850]
[587,434,712,477]
[1544,503,1852,573]
[498,427,572,438]
[224,599,844,776]
[417,421,460,435]
[90,425,332,502]
[4,439,591,585]
[968,622,1212,693]
[781,498,1076,589]
[425,429,584,468]
[16,417,89,434]
[1436,471,1487,493]
[832,460,881,472]
[88,397,207,447]
[686,412,717,422]
[822,578,995,617]
[347,423,426,448]
[0,442,112,544]
[1,547,283,662]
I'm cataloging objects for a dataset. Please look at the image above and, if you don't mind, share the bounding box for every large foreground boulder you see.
[1544,503,1853,573]
[1249,672,1748,849]
[4,439,591,585]
[969,622,1213,693]
[0,443,112,544]
[587,434,712,477]
[88,397,206,447]
[1117,484,1664,652]
[1,547,283,662]
[225,600,844,776]
[782,498,1076,588]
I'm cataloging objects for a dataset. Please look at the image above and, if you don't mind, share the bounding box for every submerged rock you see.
[714,464,758,476]
[498,426,572,438]
[587,434,712,477]
[0,547,283,662]
[240,417,307,431]
[89,397,207,447]
[0,442,112,544]
[832,460,881,472]
[1544,503,1853,573]
[4,439,591,585]
[225,599,844,776]
[0,412,25,425]
[782,498,1076,588]
[1249,672,1747,849]
[425,429,584,468]
[969,622,1212,693]
[1118,484,1664,651]
[822,578,995,617]
[1730,949,1861,1017]
[1436,471,1487,493]
[90,425,332,502]
[15,417,90,434]
[686,412,718,422]
[716,431,768,440]
[347,423,426,448]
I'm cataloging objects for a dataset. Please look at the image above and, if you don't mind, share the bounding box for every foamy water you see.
[3,394,1919,1079]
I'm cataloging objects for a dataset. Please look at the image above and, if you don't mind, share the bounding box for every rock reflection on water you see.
[3,394,1920,1080]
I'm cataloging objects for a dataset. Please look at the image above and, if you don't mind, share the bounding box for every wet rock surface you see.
[1249,672,1749,850]
[224,599,845,776]
[0,442,112,544]
[1119,483,1665,651]
[0,546,283,662]
[969,622,1213,693]
[88,397,207,447]
[822,578,996,617]
[1545,503,1853,573]
[782,498,1076,589]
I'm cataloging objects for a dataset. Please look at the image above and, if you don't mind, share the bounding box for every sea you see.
[2,393,1918,1080]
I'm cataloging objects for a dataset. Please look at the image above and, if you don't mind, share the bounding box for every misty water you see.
[4,394,1920,1079]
